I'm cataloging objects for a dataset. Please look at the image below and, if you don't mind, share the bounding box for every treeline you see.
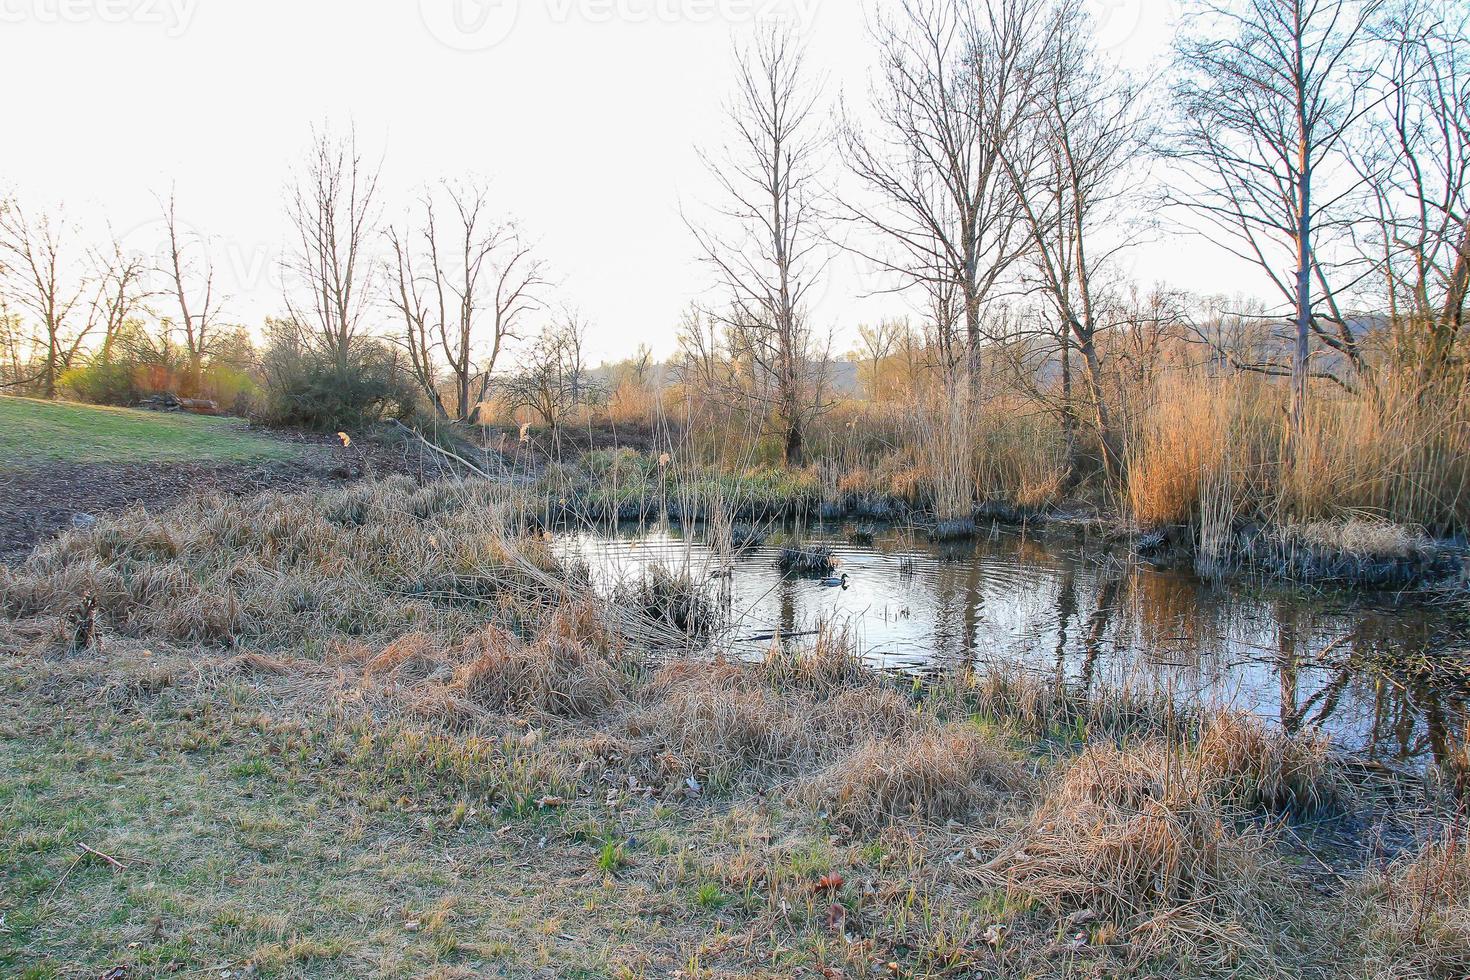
[670,0,1470,531]
[2,0,1467,532]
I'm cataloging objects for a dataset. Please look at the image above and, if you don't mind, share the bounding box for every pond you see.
[559,519,1470,782]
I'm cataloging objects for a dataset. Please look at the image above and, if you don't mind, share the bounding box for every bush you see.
[259,330,417,430]
[60,323,263,412]
[61,358,144,406]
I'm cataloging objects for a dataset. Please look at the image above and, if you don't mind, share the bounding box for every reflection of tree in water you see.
[1078,572,1122,694]
[1052,566,1078,687]
[928,538,999,666]
[716,521,1470,786]
[1264,607,1470,791]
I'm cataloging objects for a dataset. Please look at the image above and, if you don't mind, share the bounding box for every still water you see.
[558,520,1469,779]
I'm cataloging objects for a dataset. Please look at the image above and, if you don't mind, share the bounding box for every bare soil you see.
[0,429,427,560]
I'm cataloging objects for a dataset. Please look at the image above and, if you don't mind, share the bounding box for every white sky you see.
[0,0,1256,363]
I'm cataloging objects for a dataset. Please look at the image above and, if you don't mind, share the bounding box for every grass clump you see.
[778,543,836,575]
[452,610,630,720]
[807,725,1025,834]
[609,564,720,643]
[979,740,1282,948]
[1197,711,1347,817]
[759,624,867,691]
[1357,827,1470,979]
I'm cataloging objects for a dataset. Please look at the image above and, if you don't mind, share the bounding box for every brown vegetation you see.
[0,479,1460,977]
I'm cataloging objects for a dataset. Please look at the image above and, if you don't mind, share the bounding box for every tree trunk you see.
[1074,327,1123,484]
[784,417,804,467]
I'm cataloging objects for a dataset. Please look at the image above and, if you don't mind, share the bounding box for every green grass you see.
[0,396,295,470]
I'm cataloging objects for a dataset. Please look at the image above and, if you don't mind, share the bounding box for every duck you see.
[820,573,850,589]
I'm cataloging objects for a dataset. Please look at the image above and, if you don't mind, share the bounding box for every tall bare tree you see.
[160,191,225,389]
[1001,0,1152,482]
[88,233,151,365]
[283,125,382,370]
[1360,0,1470,375]
[841,0,1042,395]
[690,24,830,465]
[386,179,546,421]
[0,201,89,397]
[1169,0,1382,429]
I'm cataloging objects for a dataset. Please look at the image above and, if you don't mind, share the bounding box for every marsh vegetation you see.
[2,478,1466,977]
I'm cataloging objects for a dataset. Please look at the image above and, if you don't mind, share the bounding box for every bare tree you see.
[500,314,601,437]
[160,191,225,389]
[1168,0,1382,429]
[1001,0,1153,482]
[1360,0,1470,375]
[283,125,382,370]
[386,179,546,421]
[88,233,151,365]
[689,24,831,465]
[841,0,1042,396]
[856,317,902,399]
[0,201,89,397]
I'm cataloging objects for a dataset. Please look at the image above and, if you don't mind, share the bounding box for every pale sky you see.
[1,0,1247,363]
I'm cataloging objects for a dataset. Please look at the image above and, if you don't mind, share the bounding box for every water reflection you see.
[558,521,1469,779]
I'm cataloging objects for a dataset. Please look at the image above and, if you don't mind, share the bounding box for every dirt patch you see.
[0,429,433,560]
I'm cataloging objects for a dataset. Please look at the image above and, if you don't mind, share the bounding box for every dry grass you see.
[0,477,574,650]
[453,625,630,720]
[956,663,1188,742]
[1197,711,1347,817]
[1358,826,1470,979]
[627,657,917,791]
[777,543,836,575]
[807,724,1026,834]
[758,622,868,691]
[1126,366,1470,534]
[0,475,1452,978]
[978,739,1285,965]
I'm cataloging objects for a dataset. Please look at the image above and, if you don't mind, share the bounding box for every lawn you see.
[0,397,295,469]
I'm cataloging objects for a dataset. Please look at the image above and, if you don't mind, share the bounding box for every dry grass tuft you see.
[959,665,1186,742]
[452,625,629,719]
[628,659,918,791]
[760,624,867,693]
[365,633,451,684]
[628,668,812,787]
[979,740,1282,937]
[807,724,1025,833]
[1359,827,1470,979]
[1197,711,1347,817]
[778,544,836,575]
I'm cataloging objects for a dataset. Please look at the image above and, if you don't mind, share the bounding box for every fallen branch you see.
[388,419,499,480]
[78,842,128,870]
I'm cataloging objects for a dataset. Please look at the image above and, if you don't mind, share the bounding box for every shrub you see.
[259,330,417,430]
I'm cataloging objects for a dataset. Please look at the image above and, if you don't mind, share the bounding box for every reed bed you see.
[1127,367,1470,536]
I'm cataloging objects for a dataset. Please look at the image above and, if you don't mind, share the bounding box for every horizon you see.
[0,0,1273,366]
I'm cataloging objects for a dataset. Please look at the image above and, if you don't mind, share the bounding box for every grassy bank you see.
[2,478,1464,978]
[0,396,296,469]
